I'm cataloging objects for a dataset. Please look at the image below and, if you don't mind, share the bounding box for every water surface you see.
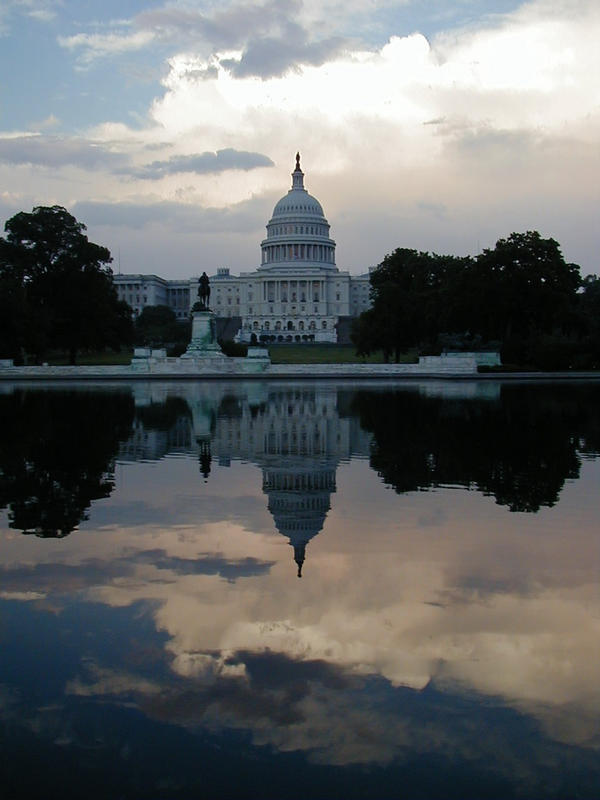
[1,379,599,799]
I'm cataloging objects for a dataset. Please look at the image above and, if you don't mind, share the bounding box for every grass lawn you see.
[40,345,418,366]
[266,344,417,364]
[44,350,134,366]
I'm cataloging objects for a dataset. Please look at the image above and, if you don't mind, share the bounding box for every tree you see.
[475,231,581,343]
[0,205,133,363]
[135,304,179,346]
[352,232,583,366]
[352,248,472,360]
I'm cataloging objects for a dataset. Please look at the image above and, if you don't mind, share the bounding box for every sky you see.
[0,0,598,278]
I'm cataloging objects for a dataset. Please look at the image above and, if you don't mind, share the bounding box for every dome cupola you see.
[260,153,336,271]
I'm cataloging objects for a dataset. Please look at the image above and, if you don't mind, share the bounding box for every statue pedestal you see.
[181,311,224,359]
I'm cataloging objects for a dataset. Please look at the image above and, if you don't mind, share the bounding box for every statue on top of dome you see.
[295,151,301,171]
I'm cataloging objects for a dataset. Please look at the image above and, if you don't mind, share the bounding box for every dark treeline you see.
[352,231,600,368]
[0,206,133,364]
[351,382,600,512]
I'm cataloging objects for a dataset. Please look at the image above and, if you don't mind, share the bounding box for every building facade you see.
[113,274,191,321]
[113,155,372,342]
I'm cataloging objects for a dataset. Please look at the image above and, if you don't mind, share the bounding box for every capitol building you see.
[114,155,372,343]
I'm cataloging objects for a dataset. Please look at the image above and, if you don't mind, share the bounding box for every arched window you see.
[299,321,304,330]
[264,321,270,330]
[287,321,294,331]
[309,320,316,330]
[275,320,281,331]
[253,321,259,329]
[322,320,327,329]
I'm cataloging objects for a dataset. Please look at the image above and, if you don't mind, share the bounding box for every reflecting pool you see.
[1,379,599,799]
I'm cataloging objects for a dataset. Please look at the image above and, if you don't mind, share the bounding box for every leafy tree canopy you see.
[353,231,584,365]
[0,205,133,363]
[134,304,190,350]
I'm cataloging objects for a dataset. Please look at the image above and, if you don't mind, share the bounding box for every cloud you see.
[58,29,155,65]
[59,1,348,79]
[72,195,272,234]
[135,0,295,49]
[0,134,127,170]
[2,0,599,276]
[220,25,348,79]
[130,148,274,180]
[1,0,60,30]
[0,549,274,594]
[32,114,61,130]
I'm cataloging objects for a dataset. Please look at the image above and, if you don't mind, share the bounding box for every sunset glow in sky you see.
[1,0,598,277]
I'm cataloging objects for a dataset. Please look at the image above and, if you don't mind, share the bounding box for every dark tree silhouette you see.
[352,232,583,366]
[0,205,133,363]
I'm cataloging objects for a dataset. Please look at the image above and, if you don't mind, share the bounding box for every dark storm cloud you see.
[135,0,303,51]
[221,29,347,79]
[72,194,273,234]
[130,148,274,179]
[0,135,127,170]
[136,0,347,79]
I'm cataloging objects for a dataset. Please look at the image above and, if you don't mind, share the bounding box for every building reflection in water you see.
[118,382,373,575]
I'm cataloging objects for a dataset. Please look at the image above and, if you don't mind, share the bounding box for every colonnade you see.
[260,278,327,304]
[261,243,335,264]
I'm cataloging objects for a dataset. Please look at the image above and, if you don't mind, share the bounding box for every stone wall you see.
[0,353,478,379]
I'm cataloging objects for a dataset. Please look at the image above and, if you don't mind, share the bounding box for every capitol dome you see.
[271,189,324,218]
[259,153,336,271]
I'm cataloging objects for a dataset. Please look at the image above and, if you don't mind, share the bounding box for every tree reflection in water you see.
[0,389,134,537]
[351,382,600,512]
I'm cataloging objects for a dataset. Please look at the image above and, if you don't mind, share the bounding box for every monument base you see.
[181,311,224,359]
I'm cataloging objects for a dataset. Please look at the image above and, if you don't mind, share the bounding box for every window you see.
[322,321,327,329]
